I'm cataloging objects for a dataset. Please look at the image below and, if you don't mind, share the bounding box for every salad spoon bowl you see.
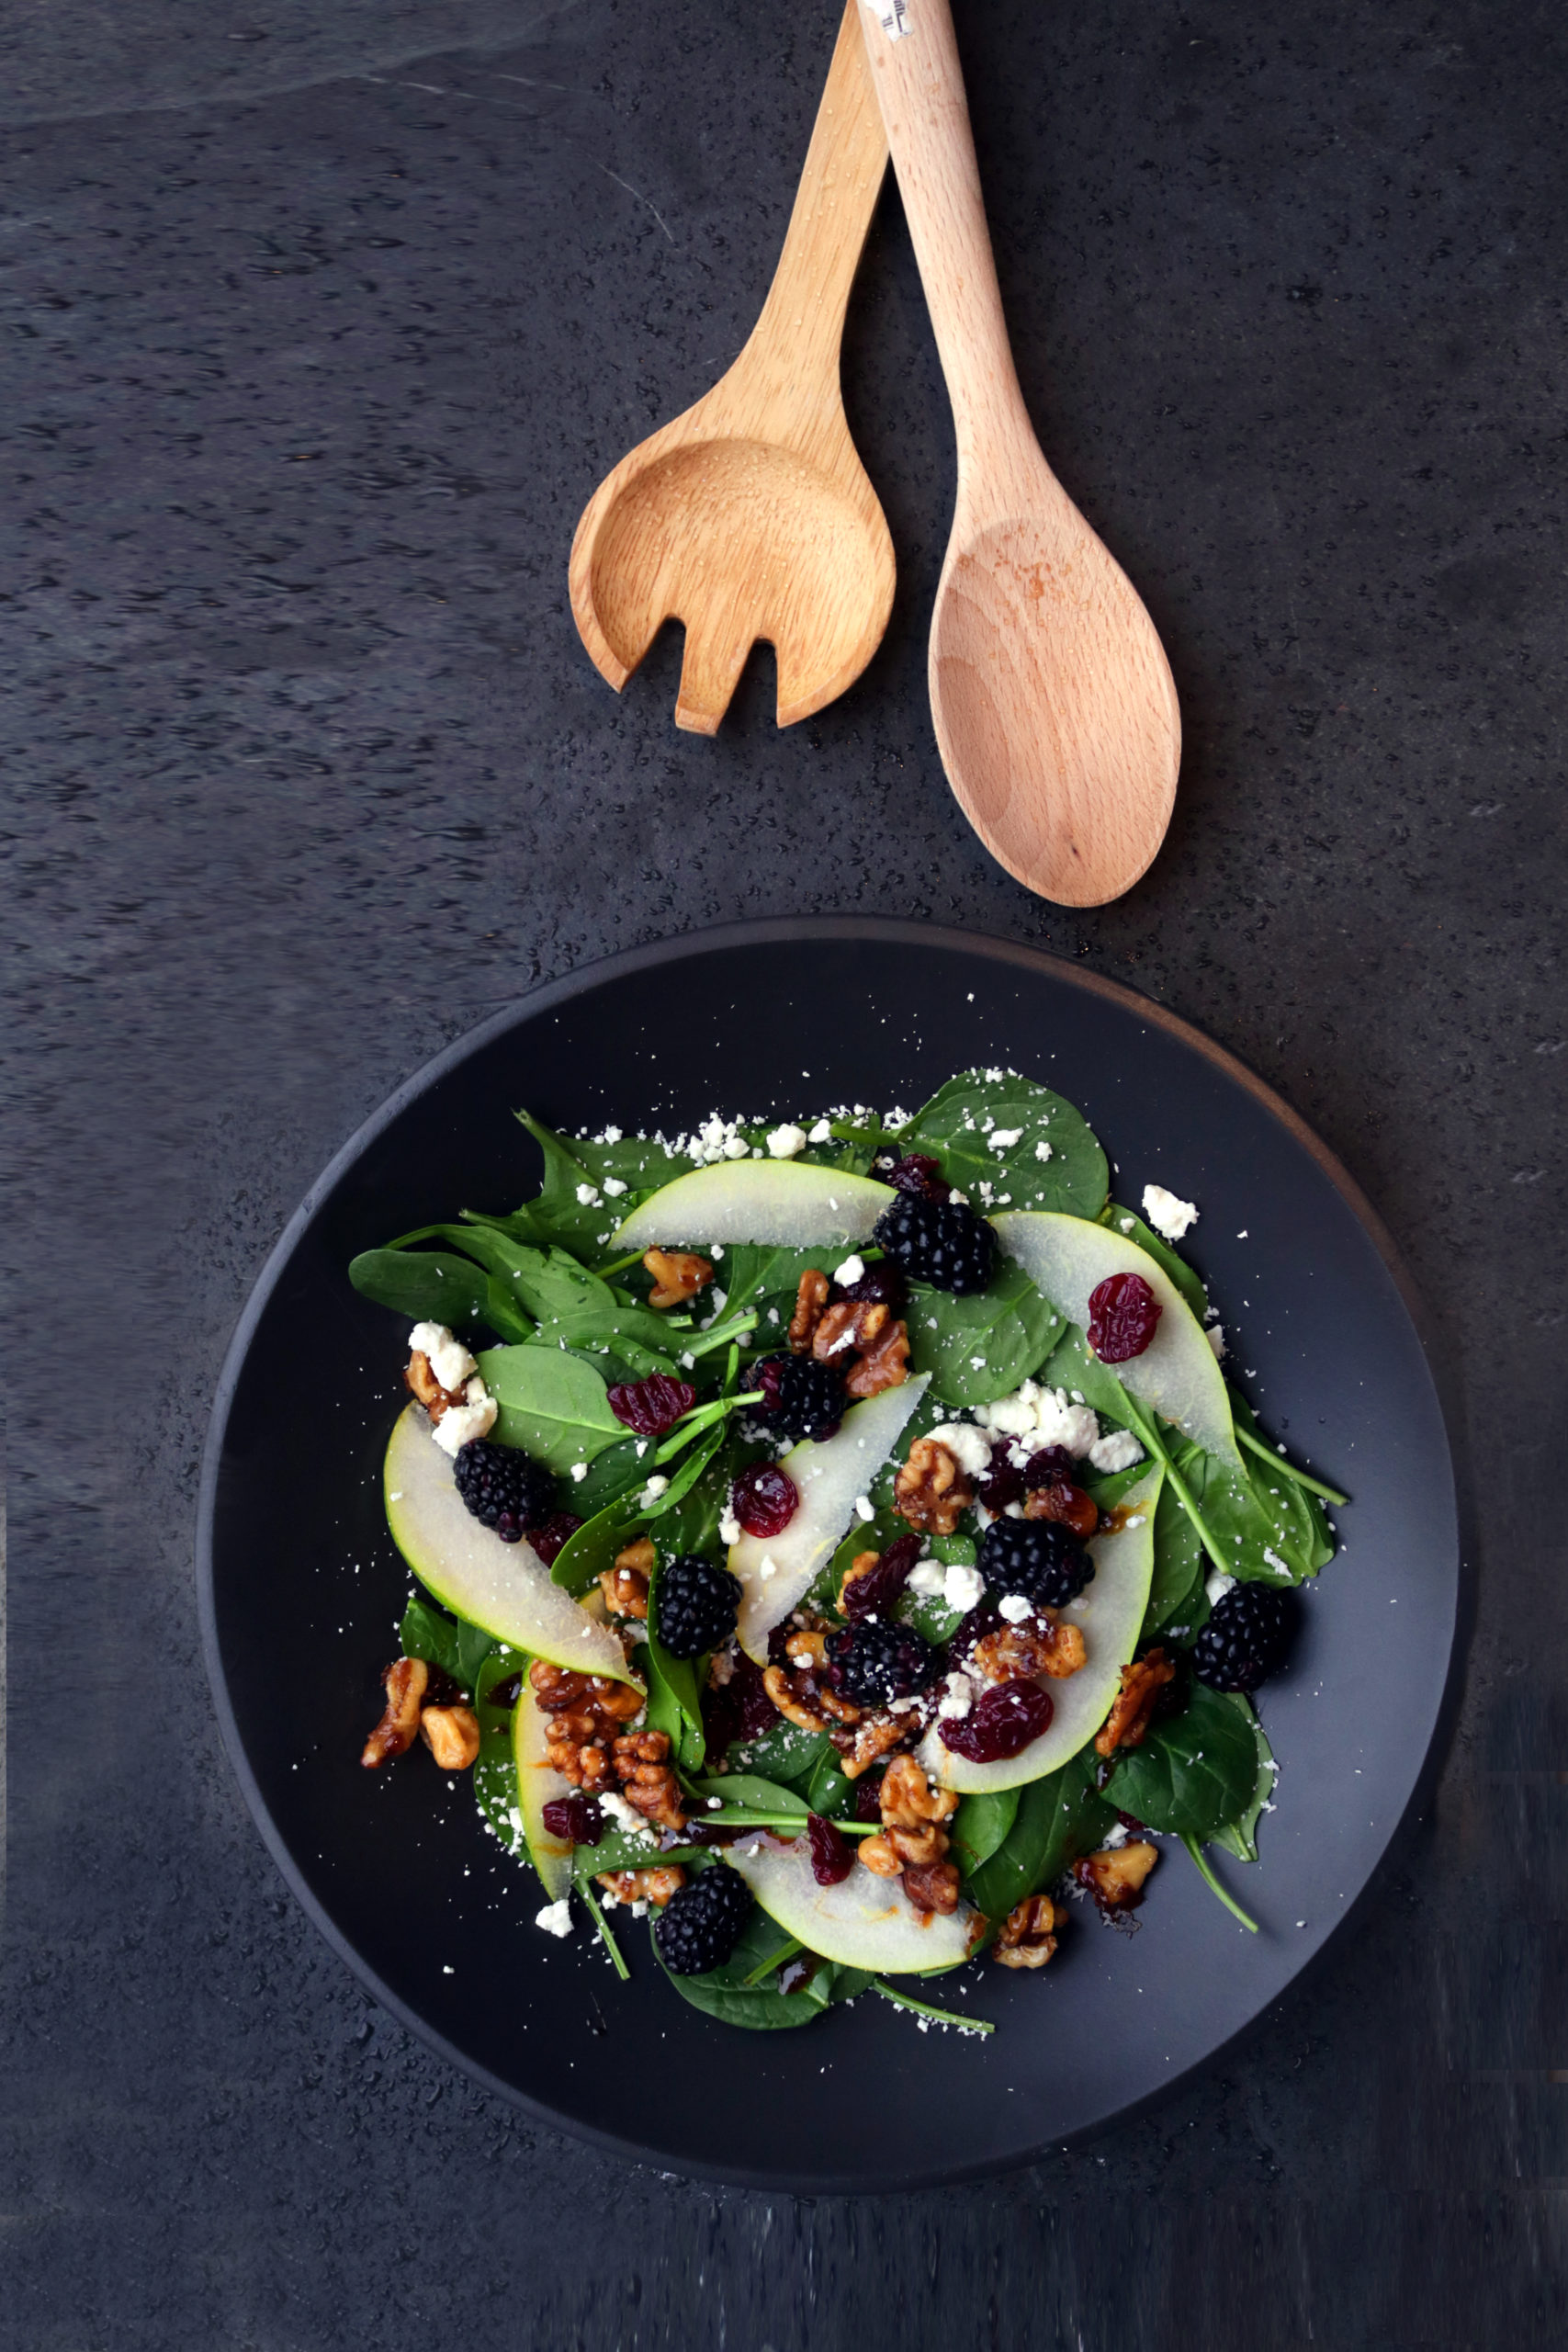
[570,3,893,733]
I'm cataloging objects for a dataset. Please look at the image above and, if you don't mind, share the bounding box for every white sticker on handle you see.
[877,0,912,37]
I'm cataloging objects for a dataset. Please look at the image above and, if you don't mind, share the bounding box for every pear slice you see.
[731,1374,931,1662]
[991,1210,1241,1467]
[384,1403,637,1684]
[612,1159,894,1250]
[513,1680,573,1902]
[921,1464,1164,1794]
[723,1836,985,1972]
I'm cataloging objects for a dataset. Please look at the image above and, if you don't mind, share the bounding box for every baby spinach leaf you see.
[1100,1204,1210,1322]
[1040,1323,1140,1425]
[566,1129,693,1199]
[471,1649,526,1855]
[687,1773,810,1816]
[804,1748,854,1819]
[660,1907,860,2031]
[476,1345,626,1473]
[349,1248,491,1331]
[645,1421,728,1524]
[730,1719,835,1792]
[644,1558,705,1763]
[964,1755,1114,1917]
[1142,1472,1207,1636]
[547,1500,642,1596]
[950,1788,1021,1879]
[1211,1696,1276,1863]
[906,1262,1065,1408]
[901,1071,1109,1219]
[574,1829,705,1875]
[721,1243,836,1325]
[570,1437,652,1517]
[651,1437,739,1555]
[1100,1679,1259,1839]
[509,1112,626,1260]
[399,1592,496,1692]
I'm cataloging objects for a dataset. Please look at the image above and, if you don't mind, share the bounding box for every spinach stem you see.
[574,1876,632,1979]
[743,1937,804,1986]
[682,1310,760,1362]
[1180,1835,1259,1933]
[1234,1423,1348,1507]
[1119,1396,1233,1577]
[650,1391,752,1464]
[699,1811,877,1833]
[597,1250,646,1280]
[870,1981,996,2036]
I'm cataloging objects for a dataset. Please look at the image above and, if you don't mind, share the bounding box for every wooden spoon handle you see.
[743,1,890,400]
[853,0,1036,487]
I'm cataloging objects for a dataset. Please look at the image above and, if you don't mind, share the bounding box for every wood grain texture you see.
[570,2,893,733]
[857,0,1180,907]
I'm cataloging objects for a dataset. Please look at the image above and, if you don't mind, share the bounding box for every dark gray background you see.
[5,0,1563,2343]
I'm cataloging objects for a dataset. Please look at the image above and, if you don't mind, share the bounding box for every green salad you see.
[350,1070,1345,2035]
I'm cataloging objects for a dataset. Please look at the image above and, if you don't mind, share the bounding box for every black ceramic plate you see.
[198,920,1461,2189]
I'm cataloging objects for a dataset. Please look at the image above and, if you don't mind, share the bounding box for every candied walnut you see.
[612,1728,688,1831]
[762,1663,829,1734]
[529,1659,590,1712]
[601,1537,652,1621]
[1093,1649,1177,1757]
[902,1860,962,1916]
[1023,1479,1100,1542]
[784,1628,829,1669]
[811,1296,885,1363]
[971,1616,1087,1685]
[420,1702,481,1770]
[838,1550,882,1613]
[886,1821,948,1869]
[643,1249,711,1309]
[597,1865,686,1908]
[362,1657,429,1768]
[765,1635,863,1735]
[893,1436,974,1536]
[531,1657,645,1790]
[880,1753,959,1829]
[859,1834,903,1877]
[830,1711,918,1778]
[403,1350,465,1422]
[1075,1840,1159,1915]
[844,1315,909,1399]
[993,1894,1060,1969]
[788,1268,830,1352]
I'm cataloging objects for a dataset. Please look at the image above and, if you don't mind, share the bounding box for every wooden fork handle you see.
[744,1,891,397]
[853,0,1034,481]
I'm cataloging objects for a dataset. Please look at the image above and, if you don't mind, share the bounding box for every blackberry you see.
[452,1439,557,1544]
[1193,1584,1292,1692]
[825,1620,942,1709]
[978,1517,1094,1611]
[655,1555,742,1659]
[873,1194,996,1295]
[746,1352,848,1442]
[654,1865,753,1975]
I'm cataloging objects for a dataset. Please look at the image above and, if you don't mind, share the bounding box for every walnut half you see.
[992,1894,1060,1969]
[643,1249,711,1309]
[1093,1649,1177,1757]
[1074,1841,1159,1916]
[362,1657,429,1767]
[893,1436,973,1536]
[420,1703,481,1770]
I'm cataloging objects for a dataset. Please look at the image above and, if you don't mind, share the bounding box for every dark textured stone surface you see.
[4,0,1564,2342]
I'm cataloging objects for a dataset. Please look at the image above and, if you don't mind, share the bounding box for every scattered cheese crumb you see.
[928,1421,993,1479]
[408,1322,478,1393]
[535,1899,574,1939]
[1088,1429,1145,1475]
[1035,1140,1054,1162]
[1206,1324,1226,1361]
[1142,1182,1198,1241]
[767,1124,808,1159]
[834,1253,866,1287]
[998,1594,1036,1624]
[807,1118,832,1143]
[936,1671,975,1721]
[989,1128,1022,1151]
[570,1460,589,1484]
[575,1182,602,1206]
[602,1176,627,1197]
[1205,1570,1237,1604]
[853,1495,876,1523]
[637,1475,670,1507]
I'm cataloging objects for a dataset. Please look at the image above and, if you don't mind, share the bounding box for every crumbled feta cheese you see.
[928,1421,994,1479]
[766,1306,781,1325]
[601,1176,627,1197]
[599,1790,657,1840]
[430,1377,498,1456]
[989,1128,1022,1151]
[1102,1821,1129,1849]
[570,1460,589,1484]
[718,1511,742,1546]
[807,1118,832,1142]
[975,1379,1099,1459]
[1034,1139,1054,1162]
[535,1899,574,1939]
[759,1556,778,1581]
[408,1321,477,1394]
[998,1593,1036,1624]
[1206,1324,1226,1361]
[637,1475,670,1507]
[1088,1429,1145,1475]
[1204,1570,1236,1605]
[767,1123,808,1159]
[942,1560,985,1613]
[936,1670,975,1721]
[853,1495,876,1523]
[575,1182,601,1206]
[907,1561,947,1599]
[1142,1182,1198,1241]
[834,1253,866,1287]
[948,1189,970,1205]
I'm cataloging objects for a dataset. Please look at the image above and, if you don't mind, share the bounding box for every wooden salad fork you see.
[856,0,1180,905]
[569,3,894,734]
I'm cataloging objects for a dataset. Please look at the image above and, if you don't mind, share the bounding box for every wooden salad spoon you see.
[855,0,1180,905]
[570,3,894,734]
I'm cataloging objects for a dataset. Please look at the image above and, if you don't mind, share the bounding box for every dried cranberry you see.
[1029,1479,1100,1541]
[807,1814,854,1886]
[739,1357,784,1409]
[705,1654,782,1755]
[879,1151,952,1204]
[732,1461,798,1538]
[978,1456,1026,1514]
[854,1772,886,1822]
[607,1374,696,1436]
[767,1623,796,1666]
[529,1512,583,1567]
[779,1952,820,1996]
[938,1679,1054,1761]
[540,1793,603,1847]
[839,1261,908,1313]
[1086,1272,1162,1363]
[487,1671,525,1711]
[1115,1809,1146,1834]
[840,1532,921,1621]
[1021,1444,1079,1487]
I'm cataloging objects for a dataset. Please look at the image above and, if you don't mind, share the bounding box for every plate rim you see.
[196,914,1468,2188]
